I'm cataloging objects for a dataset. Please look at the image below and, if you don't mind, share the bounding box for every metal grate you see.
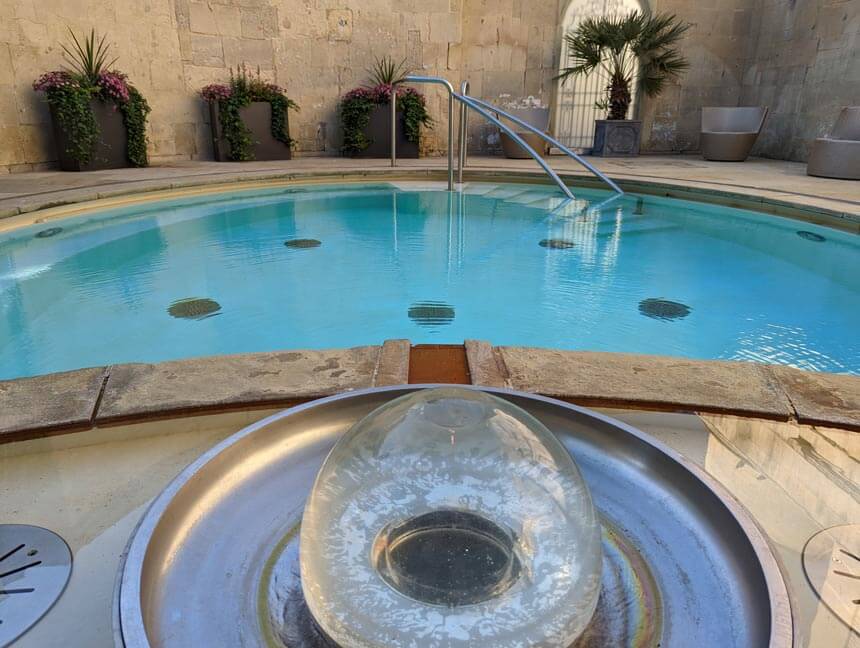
[168,298,222,320]
[539,238,577,249]
[0,525,72,646]
[554,0,645,151]
[285,239,322,249]
[34,227,63,239]
[639,298,691,321]
[802,525,860,630]
[408,301,455,327]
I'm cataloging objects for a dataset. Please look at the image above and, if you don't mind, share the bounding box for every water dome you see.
[299,387,603,647]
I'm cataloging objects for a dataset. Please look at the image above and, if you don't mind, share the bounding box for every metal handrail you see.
[390,74,623,197]
[458,80,469,185]
[391,76,455,190]
[454,94,574,199]
[464,95,623,195]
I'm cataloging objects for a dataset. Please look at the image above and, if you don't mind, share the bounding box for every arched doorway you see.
[554,0,646,151]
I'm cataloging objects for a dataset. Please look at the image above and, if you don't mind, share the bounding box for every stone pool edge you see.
[0,169,857,234]
[1,340,857,444]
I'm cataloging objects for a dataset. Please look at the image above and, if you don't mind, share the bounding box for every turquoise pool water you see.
[1,182,857,379]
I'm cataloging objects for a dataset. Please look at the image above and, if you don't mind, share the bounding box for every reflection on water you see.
[1,182,858,378]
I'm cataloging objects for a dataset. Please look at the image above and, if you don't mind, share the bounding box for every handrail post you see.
[402,75,455,192]
[458,80,469,184]
[390,82,398,168]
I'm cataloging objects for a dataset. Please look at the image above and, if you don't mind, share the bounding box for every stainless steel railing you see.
[390,75,623,197]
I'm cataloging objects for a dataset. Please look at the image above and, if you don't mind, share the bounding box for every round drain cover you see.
[34,227,63,239]
[408,301,455,327]
[284,238,321,249]
[796,230,826,242]
[539,238,576,249]
[0,525,72,646]
[802,524,860,632]
[639,298,691,321]
[167,298,222,320]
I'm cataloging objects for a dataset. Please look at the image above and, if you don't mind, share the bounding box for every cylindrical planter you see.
[591,119,642,157]
[209,101,292,162]
[50,99,128,172]
[353,105,419,158]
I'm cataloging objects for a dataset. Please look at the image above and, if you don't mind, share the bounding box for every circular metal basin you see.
[115,386,792,648]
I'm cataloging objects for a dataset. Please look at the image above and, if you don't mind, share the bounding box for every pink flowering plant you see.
[33,29,150,166]
[200,65,299,161]
[340,56,431,155]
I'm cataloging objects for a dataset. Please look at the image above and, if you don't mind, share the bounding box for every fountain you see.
[115,386,791,647]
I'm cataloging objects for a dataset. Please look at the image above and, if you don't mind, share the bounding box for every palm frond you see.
[61,28,118,84]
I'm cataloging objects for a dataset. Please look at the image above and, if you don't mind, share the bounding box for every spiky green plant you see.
[367,55,409,86]
[558,11,689,121]
[61,28,118,86]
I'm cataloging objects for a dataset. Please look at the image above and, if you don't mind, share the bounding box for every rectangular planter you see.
[353,105,419,158]
[591,119,642,157]
[50,99,128,172]
[210,101,292,162]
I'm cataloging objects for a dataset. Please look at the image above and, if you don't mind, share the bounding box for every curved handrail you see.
[454,94,574,199]
[392,76,455,190]
[464,95,623,195]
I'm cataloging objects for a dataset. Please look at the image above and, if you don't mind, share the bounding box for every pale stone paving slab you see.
[494,347,794,420]
[0,366,108,441]
[768,366,860,431]
[95,347,380,424]
[373,339,411,386]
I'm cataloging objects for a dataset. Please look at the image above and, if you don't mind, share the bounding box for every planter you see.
[210,101,292,162]
[591,119,642,157]
[353,105,419,159]
[50,99,128,172]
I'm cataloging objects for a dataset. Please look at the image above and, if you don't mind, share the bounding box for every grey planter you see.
[591,119,642,157]
[210,101,292,162]
[50,99,128,171]
[353,105,419,158]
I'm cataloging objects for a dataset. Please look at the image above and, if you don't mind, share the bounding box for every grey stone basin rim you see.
[113,385,792,648]
[1,341,859,444]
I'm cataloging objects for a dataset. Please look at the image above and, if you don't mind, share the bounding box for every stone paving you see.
[2,341,858,443]
[0,155,857,226]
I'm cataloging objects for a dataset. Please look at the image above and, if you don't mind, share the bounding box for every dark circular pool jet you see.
[167,297,222,320]
[796,230,826,242]
[639,298,691,321]
[299,387,603,648]
[285,238,322,248]
[408,301,455,327]
[34,227,63,238]
[539,238,576,249]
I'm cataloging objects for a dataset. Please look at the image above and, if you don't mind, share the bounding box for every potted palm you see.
[201,65,299,162]
[33,29,150,171]
[558,11,689,157]
[340,56,432,158]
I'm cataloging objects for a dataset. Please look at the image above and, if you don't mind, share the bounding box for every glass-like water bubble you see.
[299,387,602,647]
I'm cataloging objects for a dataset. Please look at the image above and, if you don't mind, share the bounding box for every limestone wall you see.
[0,0,854,171]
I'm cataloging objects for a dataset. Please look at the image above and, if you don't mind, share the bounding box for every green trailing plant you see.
[339,56,432,156]
[558,11,690,121]
[201,65,299,161]
[33,29,150,167]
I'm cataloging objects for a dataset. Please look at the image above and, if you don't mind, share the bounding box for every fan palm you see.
[558,11,690,121]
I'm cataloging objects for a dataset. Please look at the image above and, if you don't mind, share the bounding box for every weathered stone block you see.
[241,5,279,39]
[189,2,217,34]
[327,8,353,42]
[190,33,224,67]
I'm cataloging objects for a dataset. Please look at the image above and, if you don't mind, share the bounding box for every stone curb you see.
[2,342,858,443]
[0,167,857,232]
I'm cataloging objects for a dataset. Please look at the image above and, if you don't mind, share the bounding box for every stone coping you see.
[1,341,857,444]
[0,166,857,235]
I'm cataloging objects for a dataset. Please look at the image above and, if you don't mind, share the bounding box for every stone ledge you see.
[1,343,858,443]
[491,346,796,420]
[0,366,108,442]
[94,346,382,425]
[769,366,860,430]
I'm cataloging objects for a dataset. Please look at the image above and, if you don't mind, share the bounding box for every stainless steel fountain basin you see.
[115,386,792,648]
